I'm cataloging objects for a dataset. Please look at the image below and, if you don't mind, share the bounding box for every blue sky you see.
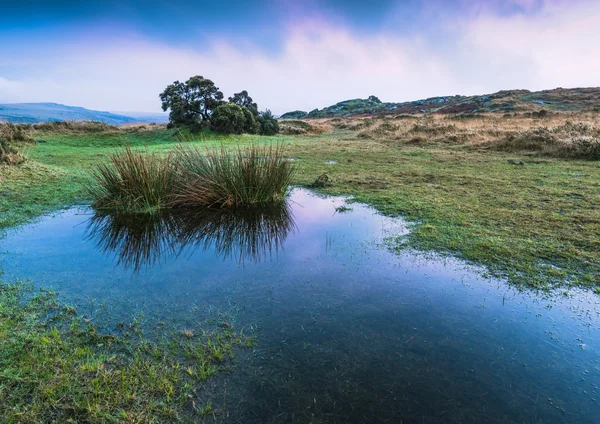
[0,0,598,113]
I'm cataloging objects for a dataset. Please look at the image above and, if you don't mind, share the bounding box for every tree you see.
[242,107,260,134]
[159,76,224,128]
[229,90,258,115]
[257,109,279,136]
[210,103,247,134]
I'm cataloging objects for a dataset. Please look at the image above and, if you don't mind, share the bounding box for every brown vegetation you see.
[279,119,331,135]
[295,112,600,160]
[0,122,34,164]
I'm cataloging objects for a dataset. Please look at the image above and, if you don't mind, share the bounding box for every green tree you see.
[159,76,224,128]
[210,103,247,134]
[229,90,258,115]
[257,110,279,136]
[242,107,260,134]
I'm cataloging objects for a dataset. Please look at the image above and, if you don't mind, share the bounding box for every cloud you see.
[0,0,598,114]
[0,77,22,103]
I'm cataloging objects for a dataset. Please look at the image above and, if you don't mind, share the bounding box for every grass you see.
[171,143,295,208]
[0,115,599,421]
[1,115,599,290]
[87,146,176,213]
[85,142,295,212]
[0,281,254,423]
[0,122,32,165]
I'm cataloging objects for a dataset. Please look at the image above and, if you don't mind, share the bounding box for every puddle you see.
[1,188,599,423]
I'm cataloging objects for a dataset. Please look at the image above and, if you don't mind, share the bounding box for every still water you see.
[1,189,599,423]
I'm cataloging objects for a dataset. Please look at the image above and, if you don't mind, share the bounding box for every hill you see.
[0,103,168,125]
[281,87,600,119]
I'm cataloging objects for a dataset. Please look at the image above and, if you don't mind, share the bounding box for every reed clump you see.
[171,144,294,208]
[0,122,32,165]
[87,146,176,213]
[87,143,295,213]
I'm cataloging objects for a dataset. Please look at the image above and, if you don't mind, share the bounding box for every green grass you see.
[87,146,176,213]
[84,141,295,212]
[171,143,295,208]
[1,126,599,290]
[284,136,600,290]
[0,281,254,423]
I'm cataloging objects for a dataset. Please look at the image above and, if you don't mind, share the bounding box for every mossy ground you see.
[0,281,254,423]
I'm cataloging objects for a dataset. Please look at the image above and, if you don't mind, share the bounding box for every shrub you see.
[32,120,118,133]
[495,122,600,159]
[210,103,247,134]
[242,106,260,134]
[171,143,294,208]
[557,136,600,160]
[0,123,32,164]
[86,146,175,213]
[279,120,315,135]
[502,127,556,151]
[257,110,279,135]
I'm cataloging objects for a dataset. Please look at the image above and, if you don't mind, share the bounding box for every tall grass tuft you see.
[0,122,32,165]
[171,143,295,208]
[86,146,175,213]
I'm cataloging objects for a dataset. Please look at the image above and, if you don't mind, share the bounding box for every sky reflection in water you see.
[1,189,599,423]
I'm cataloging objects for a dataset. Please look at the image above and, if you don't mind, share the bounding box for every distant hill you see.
[0,103,168,125]
[281,87,600,119]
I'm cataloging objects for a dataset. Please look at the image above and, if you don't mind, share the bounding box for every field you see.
[1,113,600,292]
[2,114,600,422]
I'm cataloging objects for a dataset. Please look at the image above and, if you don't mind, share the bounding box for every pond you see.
[1,188,599,423]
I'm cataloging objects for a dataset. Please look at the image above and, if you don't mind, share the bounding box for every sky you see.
[0,0,599,114]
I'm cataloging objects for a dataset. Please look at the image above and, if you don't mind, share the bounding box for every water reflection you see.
[2,189,599,423]
[85,203,296,271]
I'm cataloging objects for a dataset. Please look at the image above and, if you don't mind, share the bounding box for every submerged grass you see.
[0,281,253,423]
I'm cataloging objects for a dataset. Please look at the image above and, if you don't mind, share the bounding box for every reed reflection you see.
[85,203,296,272]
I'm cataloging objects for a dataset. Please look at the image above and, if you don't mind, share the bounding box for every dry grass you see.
[0,122,34,164]
[279,119,331,136]
[303,112,600,160]
[29,120,119,133]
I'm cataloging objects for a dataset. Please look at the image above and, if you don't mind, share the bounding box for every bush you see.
[558,136,600,160]
[258,110,279,135]
[210,103,247,134]
[496,122,600,159]
[0,123,32,164]
[242,107,260,134]
[32,120,118,133]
